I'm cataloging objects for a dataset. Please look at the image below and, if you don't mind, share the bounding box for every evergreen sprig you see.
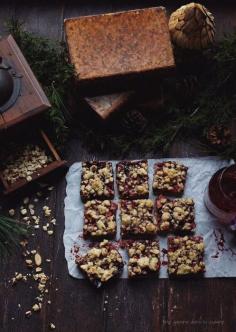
[0,215,28,261]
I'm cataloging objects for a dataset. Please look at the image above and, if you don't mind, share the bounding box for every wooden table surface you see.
[0,1,236,332]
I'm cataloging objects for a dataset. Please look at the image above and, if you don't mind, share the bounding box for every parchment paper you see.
[64,158,236,279]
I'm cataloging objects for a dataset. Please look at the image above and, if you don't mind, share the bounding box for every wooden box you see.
[84,91,133,120]
[0,130,66,195]
[0,35,51,130]
[65,7,175,91]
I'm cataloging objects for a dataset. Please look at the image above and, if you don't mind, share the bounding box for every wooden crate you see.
[0,130,67,195]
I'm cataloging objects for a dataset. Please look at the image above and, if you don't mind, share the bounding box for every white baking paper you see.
[64,158,236,279]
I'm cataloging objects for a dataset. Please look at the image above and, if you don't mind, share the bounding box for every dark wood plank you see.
[0,1,15,35]
[45,176,106,332]
[14,0,64,40]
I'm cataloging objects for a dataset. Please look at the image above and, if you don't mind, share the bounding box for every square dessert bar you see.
[83,200,117,239]
[76,240,124,287]
[127,240,160,278]
[116,160,149,199]
[167,236,205,277]
[156,195,195,233]
[80,161,114,202]
[153,161,188,195]
[120,199,158,237]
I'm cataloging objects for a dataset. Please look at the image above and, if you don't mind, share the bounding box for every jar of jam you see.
[204,164,236,229]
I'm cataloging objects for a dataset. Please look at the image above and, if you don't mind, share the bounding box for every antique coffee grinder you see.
[0,35,51,130]
[0,55,21,113]
[0,35,66,195]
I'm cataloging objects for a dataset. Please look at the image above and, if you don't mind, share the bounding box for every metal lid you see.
[0,56,21,113]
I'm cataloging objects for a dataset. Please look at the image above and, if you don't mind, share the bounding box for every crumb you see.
[25,310,32,318]
[9,209,15,216]
[23,197,30,205]
[32,304,40,312]
[20,209,27,216]
[50,323,56,330]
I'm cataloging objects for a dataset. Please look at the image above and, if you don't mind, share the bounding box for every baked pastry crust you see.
[153,161,188,195]
[167,236,205,277]
[80,161,114,202]
[156,195,195,233]
[127,240,160,277]
[120,199,158,237]
[116,160,149,199]
[76,240,124,287]
[83,200,117,239]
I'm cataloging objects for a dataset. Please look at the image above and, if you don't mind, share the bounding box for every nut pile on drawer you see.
[1,144,52,184]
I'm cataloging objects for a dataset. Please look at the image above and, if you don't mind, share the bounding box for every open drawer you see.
[0,130,67,194]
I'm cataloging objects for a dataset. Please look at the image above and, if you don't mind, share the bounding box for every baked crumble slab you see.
[127,240,160,277]
[76,240,124,287]
[116,160,149,199]
[83,200,117,239]
[156,195,195,233]
[167,236,205,277]
[120,199,158,237]
[80,161,114,202]
[153,161,188,195]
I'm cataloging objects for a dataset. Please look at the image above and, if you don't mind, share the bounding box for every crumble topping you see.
[156,195,195,232]
[128,240,160,277]
[116,160,149,199]
[153,161,188,195]
[83,200,117,238]
[76,240,124,286]
[168,236,205,276]
[120,199,157,236]
[80,161,114,202]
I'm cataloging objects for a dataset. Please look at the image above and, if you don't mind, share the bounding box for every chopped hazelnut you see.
[9,209,15,217]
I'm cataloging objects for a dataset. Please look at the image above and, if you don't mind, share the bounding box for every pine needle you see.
[0,215,29,261]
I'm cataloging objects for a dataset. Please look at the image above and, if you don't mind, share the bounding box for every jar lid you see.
[0,56,21,113]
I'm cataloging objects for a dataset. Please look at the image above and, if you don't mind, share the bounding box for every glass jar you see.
[204,164,236,228]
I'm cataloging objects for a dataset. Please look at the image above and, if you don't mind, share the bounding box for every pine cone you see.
[169,3,215,50]
[206,125,232,147]
[122,110,147,134]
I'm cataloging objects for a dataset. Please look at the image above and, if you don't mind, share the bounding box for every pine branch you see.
[0,215,29,261]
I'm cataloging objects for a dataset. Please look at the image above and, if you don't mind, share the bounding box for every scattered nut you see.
[8,209,15,216]
[32,304,40,312]
[25,259,33,267]
[25,310,32,318]
[34,253,42,266]
[23,197,30,205]
[15,273,23,281]
[20,209,27,216]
